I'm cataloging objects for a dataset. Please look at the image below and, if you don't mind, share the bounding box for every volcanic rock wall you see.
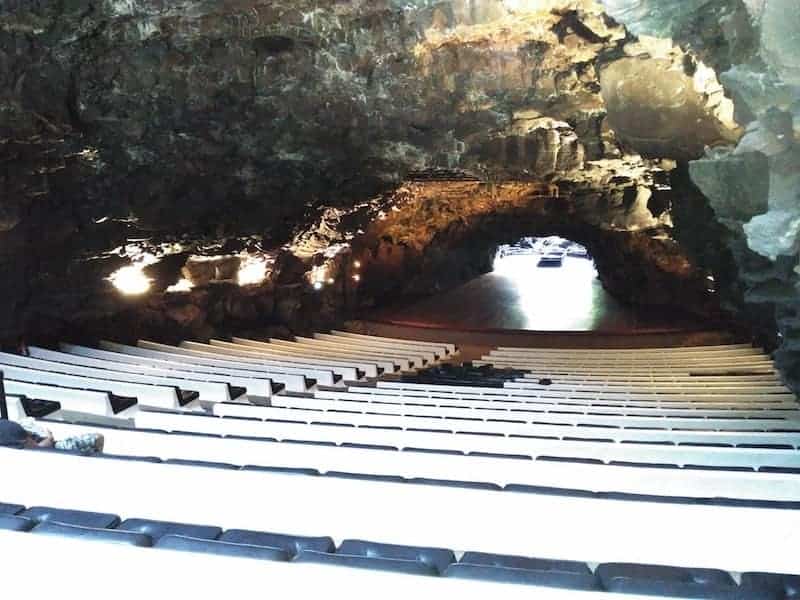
[0,0,758,360]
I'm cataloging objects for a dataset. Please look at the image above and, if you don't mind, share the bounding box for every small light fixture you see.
[327,277,335,284]
[352,274,361,282]
[353,260,361,269]
[313,281,323,290]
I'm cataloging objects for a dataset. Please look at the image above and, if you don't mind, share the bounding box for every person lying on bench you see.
[0,419,104,454]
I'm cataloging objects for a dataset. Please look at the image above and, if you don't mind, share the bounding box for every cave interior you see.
[2,0,799,386]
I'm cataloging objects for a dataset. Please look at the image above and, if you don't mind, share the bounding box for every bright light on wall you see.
[108,265,152,295]
[237,254,270,286]
[166,278,194,293]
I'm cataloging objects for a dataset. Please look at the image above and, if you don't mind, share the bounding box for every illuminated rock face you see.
[0,0,787,375]
[599,40,740,159]
[604,0,800,387]
[347,180,711,313]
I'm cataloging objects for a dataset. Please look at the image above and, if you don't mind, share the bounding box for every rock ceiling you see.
[1,0,799,385]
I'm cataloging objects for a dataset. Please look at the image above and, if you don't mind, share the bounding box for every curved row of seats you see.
[4,496,796,598]
[0,334,456,417]
[35,419,800,499]
[4,334,800,597]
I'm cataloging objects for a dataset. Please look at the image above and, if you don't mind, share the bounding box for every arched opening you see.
[366,229,706,333]
[490,236,607,330]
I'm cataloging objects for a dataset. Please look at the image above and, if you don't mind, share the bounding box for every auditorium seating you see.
[2,332,799,597]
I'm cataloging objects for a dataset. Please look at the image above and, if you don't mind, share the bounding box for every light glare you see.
[109,265,152,295]
[167,278,194,293]
[238,254,269,286]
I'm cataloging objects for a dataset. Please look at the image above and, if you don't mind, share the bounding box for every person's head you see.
[0,420,35,449]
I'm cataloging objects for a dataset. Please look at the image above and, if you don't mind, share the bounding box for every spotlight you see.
[313,281,323,290]
[109,265,152,295]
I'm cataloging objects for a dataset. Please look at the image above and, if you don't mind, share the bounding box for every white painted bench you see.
[4,380,137,417]
[475,357,775,373]
[373,381,797,402]
[324,386,800,408]
[0,363,183,410]
[0,352,233,403]
[330,330,457,355]
[210,402,800,432]
[215,339,391,375]
[37,346,276,397]
[294,335,430,366]
[95,341,325,389]
[314,332,442,360]
[133,409,800,453]
[505,380,792,395]
[175,340,372,379]
[258,337,416,371]
[276,394,800,420]
[200,411,800,470]
[0,530,590,600]
[517,372,784,385]
[4,449,799,574]
[40,421,800,493]
[492,343,759,355]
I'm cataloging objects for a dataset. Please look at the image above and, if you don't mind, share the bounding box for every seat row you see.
[0,331,457,416]
[3,499,795,598]
[5,448,800,576]
[38,419,800,499]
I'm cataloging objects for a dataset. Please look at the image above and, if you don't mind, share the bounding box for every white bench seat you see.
[518,373,784,385]
[476,359,775,375]
[4,449,800,574]
[216,339,394,375]
[258,337,416,371]
[0,363,183,410]
[330,330,457,355]
[293,335,430,366]
[488,354,773,368]
[145,409,800,469]
[94,341,325,389]
[506,380,792,395]
[278,394,800,420]
[0,530,584,600]
[4,380,137,417]
[0,353,231,403]
[40,421,800,494]
[492,343,759,355]
[33,346,277,397]
[373,382,797,402]
[314,332,443,360]
[133,409,800,453]
[172,340,371,379]
[318,388,798,409]
[211,402,800,432]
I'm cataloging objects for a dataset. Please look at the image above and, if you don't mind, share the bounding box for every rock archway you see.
[348,179,715,317]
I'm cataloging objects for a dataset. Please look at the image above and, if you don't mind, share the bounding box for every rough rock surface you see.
[1,0,775,380]
[602,0,800,388]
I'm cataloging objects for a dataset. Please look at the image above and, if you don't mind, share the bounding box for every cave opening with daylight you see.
[490,236,614,331]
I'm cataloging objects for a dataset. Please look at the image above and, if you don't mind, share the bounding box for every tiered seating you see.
[2,333,799,597]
